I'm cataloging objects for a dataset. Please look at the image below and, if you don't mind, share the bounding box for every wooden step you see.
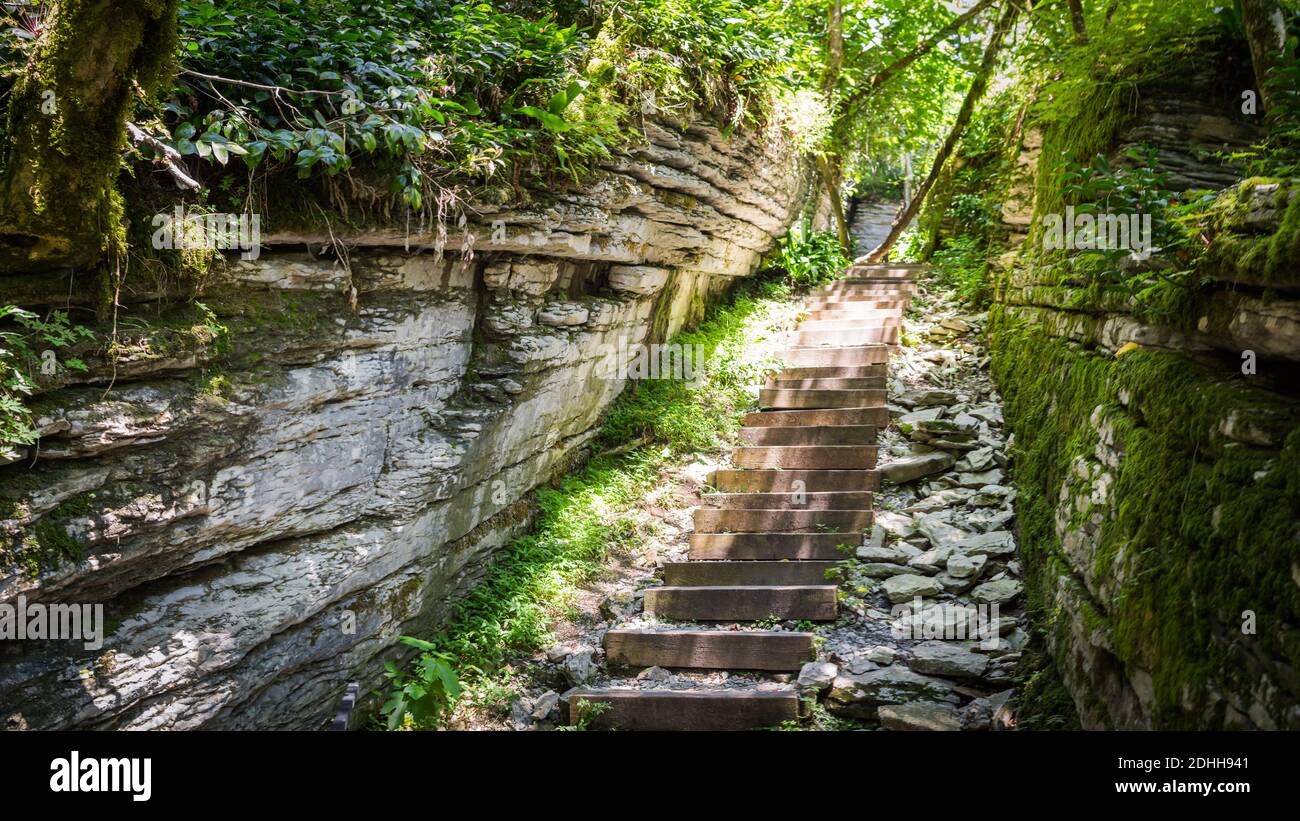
[758,387,886,409]
[700,490,874,509]
[788,327,899,346]
[775,364,886,379]
[803,308,902,320]
[689,532,860,560]
[798,318,901,331]
[807,294,911,304]
[765,377,885,391]
[664,561,837,586]
[710,468,880,492]
[643,585,838,621]
[693,507,873,533]
[743,406,889,428]
[603,629,815,671]
[844,264,924,278]
[778,345,889,367]
[563,687,798,730]
[734,445,878,470]
[739,425,877,446]
[816,280,918,292]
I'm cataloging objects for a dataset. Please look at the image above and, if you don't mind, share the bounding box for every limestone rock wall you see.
[0,118,823,729]
[989,67,1300,729]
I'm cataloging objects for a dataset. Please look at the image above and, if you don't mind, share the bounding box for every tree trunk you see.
[1240,0,1289,114]
[864,0,1019,263]
[1066,0,1088,43]
[0,0,180,275]
[820,0,851,252]
[818,155,851,252]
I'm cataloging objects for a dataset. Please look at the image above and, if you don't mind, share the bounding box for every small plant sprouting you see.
[557,699,610,732]
[380,636,463,730]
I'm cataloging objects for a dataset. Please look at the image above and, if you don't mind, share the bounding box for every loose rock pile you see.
[806,282,1022,730]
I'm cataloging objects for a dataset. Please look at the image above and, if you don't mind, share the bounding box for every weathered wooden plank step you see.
[743,406,889,428]
[765,376,885,390]
[775,364,886,379]
[803,308,902,320]
[700,489,874,509]
[844,264,924,277]
[643,585,838,621]
[562,687,798,730]
[689,532,860,560]
[603,629,815,671]
[693,507,873,533]
[710,467,880,492]
[815,280,918,292]
[798,318,901,331]
[734,444,878,470]
[759,387,886,409]
[739,425,877,446]
[807,294,911,304]
[778,345,889,367]
[664,561,837,586]
[788,327,899,346]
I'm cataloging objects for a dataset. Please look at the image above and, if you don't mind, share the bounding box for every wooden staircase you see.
[563,264,917,730]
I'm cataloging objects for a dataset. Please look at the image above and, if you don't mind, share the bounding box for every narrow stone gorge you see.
[2,0,1297,739]
[0,119,826,730]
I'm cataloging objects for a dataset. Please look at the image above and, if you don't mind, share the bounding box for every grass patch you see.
[385,273,801,728]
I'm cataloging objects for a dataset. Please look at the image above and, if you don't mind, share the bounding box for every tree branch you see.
[126,122,201,192]
[862,0,1021,263]
[834,0,997,131]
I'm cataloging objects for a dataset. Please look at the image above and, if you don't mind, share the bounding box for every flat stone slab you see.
[883,574,944,603]
[954,530,1017,557]
[971,579,1023,605]
[878,701,961,731]
[909,641,990,678]
[881,451,955,484]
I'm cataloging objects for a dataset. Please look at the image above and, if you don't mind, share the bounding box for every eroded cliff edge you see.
[0,118,823,729]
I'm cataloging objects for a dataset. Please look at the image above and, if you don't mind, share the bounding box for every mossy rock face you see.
[989,308,1300,728]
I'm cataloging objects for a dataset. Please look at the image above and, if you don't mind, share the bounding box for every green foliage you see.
[168,0,620,208]
[597,276,791,452]
[773,222,849,288]
[929,234,989,306]
[0,306,94,461]
[381,636,463,729]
